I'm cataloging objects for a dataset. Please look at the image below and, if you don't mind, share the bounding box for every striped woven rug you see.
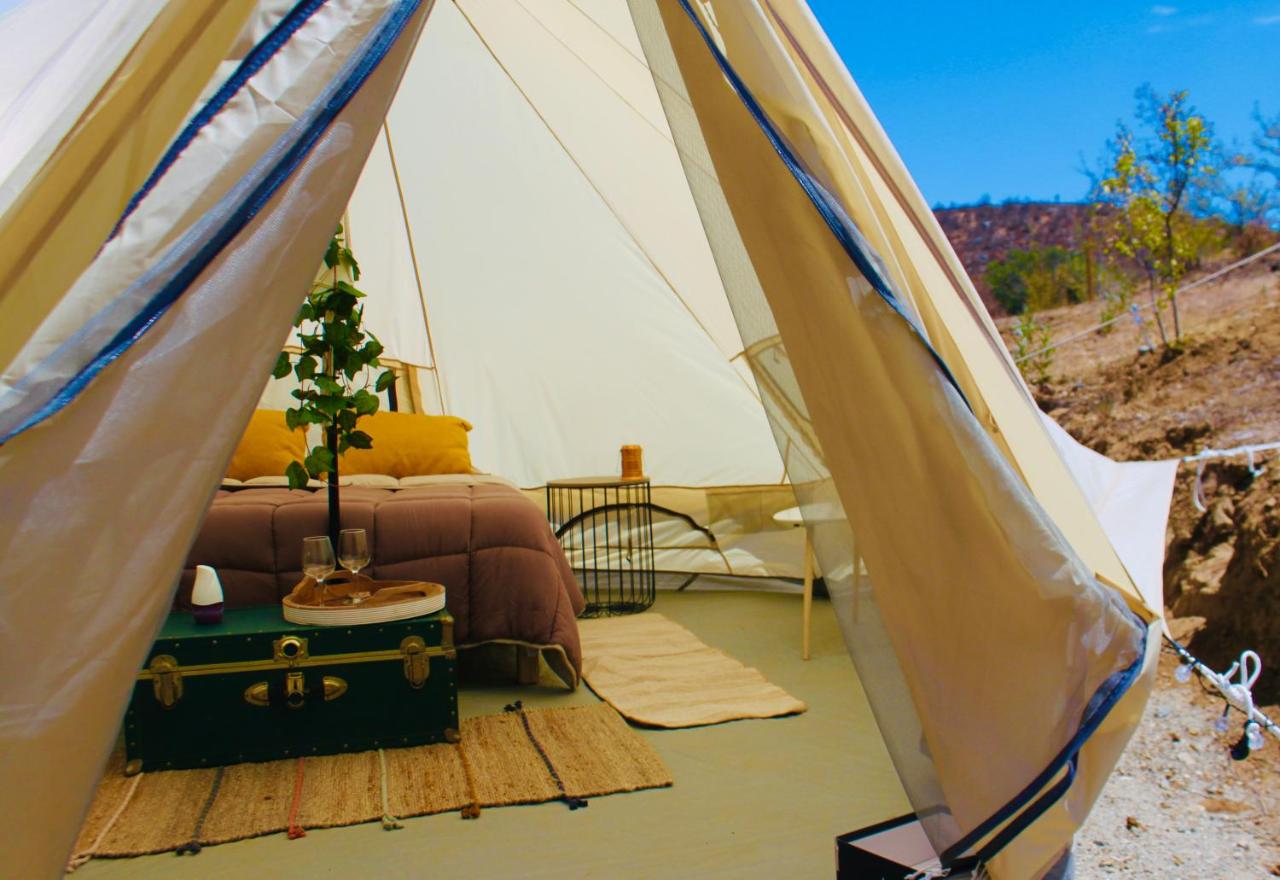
[578,613,807,728]
[69,703,670,868]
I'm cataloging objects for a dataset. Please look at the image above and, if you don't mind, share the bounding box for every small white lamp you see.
[192,564,224,625]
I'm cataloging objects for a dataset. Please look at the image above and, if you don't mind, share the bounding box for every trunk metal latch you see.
[400,636,430,688]
[273,635,309,665]
[243,674,347,708]
[149,655,183,709]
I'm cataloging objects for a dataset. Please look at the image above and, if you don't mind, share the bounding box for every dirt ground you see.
[1076,654,1280,878]
[996,260,1280,877]
[1025,263,1280,452]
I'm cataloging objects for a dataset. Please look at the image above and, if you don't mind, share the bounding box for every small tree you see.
[1096,273,1136,335]
[1011,311,1055,386]
[1098,87,1218,347]
[272,226,394,544]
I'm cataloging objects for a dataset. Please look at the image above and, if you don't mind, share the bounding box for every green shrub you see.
[986,246,1089,314]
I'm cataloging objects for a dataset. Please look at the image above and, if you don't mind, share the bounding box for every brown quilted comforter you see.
[179,483,584,685]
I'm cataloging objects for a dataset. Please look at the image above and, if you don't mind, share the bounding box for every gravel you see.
[1076,653,1280,878]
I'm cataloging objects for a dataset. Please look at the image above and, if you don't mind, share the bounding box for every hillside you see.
[934,201,1095,312]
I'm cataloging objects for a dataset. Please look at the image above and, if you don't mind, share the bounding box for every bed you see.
[179,474,585,688]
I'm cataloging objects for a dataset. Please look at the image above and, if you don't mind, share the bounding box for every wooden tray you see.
[282,573,446,626]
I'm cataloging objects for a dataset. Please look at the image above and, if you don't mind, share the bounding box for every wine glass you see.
[339,528,371,593]
[302,536,336,602]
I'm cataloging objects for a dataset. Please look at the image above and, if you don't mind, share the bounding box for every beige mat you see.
[69,704,670,867]
[578,613,807,727]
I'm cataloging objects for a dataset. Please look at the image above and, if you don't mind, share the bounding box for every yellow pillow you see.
[340,412,473,478]
[226,409,307,481]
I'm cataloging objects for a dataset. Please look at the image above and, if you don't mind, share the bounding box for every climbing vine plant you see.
[273,226,394,489]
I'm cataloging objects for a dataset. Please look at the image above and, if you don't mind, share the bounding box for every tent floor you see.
[77,590,908,879]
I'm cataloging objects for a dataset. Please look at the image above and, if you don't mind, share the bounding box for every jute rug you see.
[577,613,806,728]
[69,703,670,868]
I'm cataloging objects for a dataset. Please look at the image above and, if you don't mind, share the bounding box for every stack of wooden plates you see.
[282,577,446,627]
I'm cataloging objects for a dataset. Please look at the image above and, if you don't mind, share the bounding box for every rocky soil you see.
[1076,654,1280,879]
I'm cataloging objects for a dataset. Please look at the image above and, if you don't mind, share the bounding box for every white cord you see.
[1184,440,1278,513]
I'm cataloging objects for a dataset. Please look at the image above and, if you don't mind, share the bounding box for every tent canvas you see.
[0,1,1175,878]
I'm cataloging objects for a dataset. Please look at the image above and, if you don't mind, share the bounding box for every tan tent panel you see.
[0,0,258,377]
[343,0,797,577]
[636,2,1156,875]
[0,2,435,875]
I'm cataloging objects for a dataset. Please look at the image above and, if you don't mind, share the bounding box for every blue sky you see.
[810,1,1280,206]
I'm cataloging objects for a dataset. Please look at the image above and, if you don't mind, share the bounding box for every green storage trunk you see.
[125,607,458,773]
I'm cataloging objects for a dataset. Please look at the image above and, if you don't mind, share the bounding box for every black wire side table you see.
[546,476,656,617]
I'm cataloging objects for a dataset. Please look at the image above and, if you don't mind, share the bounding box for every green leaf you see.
[352,389,380,416]
[286,461,310,490]
[324,237,341,270]
[272,352,292,380]
[315,375,343,396]
[315,394,346,418]
[294,355,317,382]
[375,370,395,393]
[336,280,366,299]
[346,430,373,450]
[305,445,335,478]
[344,350,364,380]
[284,407,304,432]
[325,322,349,347]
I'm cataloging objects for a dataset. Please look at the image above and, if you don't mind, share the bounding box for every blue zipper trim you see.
[110,0,330,239]
[1,0,423,445]
[938,618,1147,867]
[674,0,970,409]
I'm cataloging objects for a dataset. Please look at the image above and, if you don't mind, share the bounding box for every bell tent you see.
[0,1,1177,877]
